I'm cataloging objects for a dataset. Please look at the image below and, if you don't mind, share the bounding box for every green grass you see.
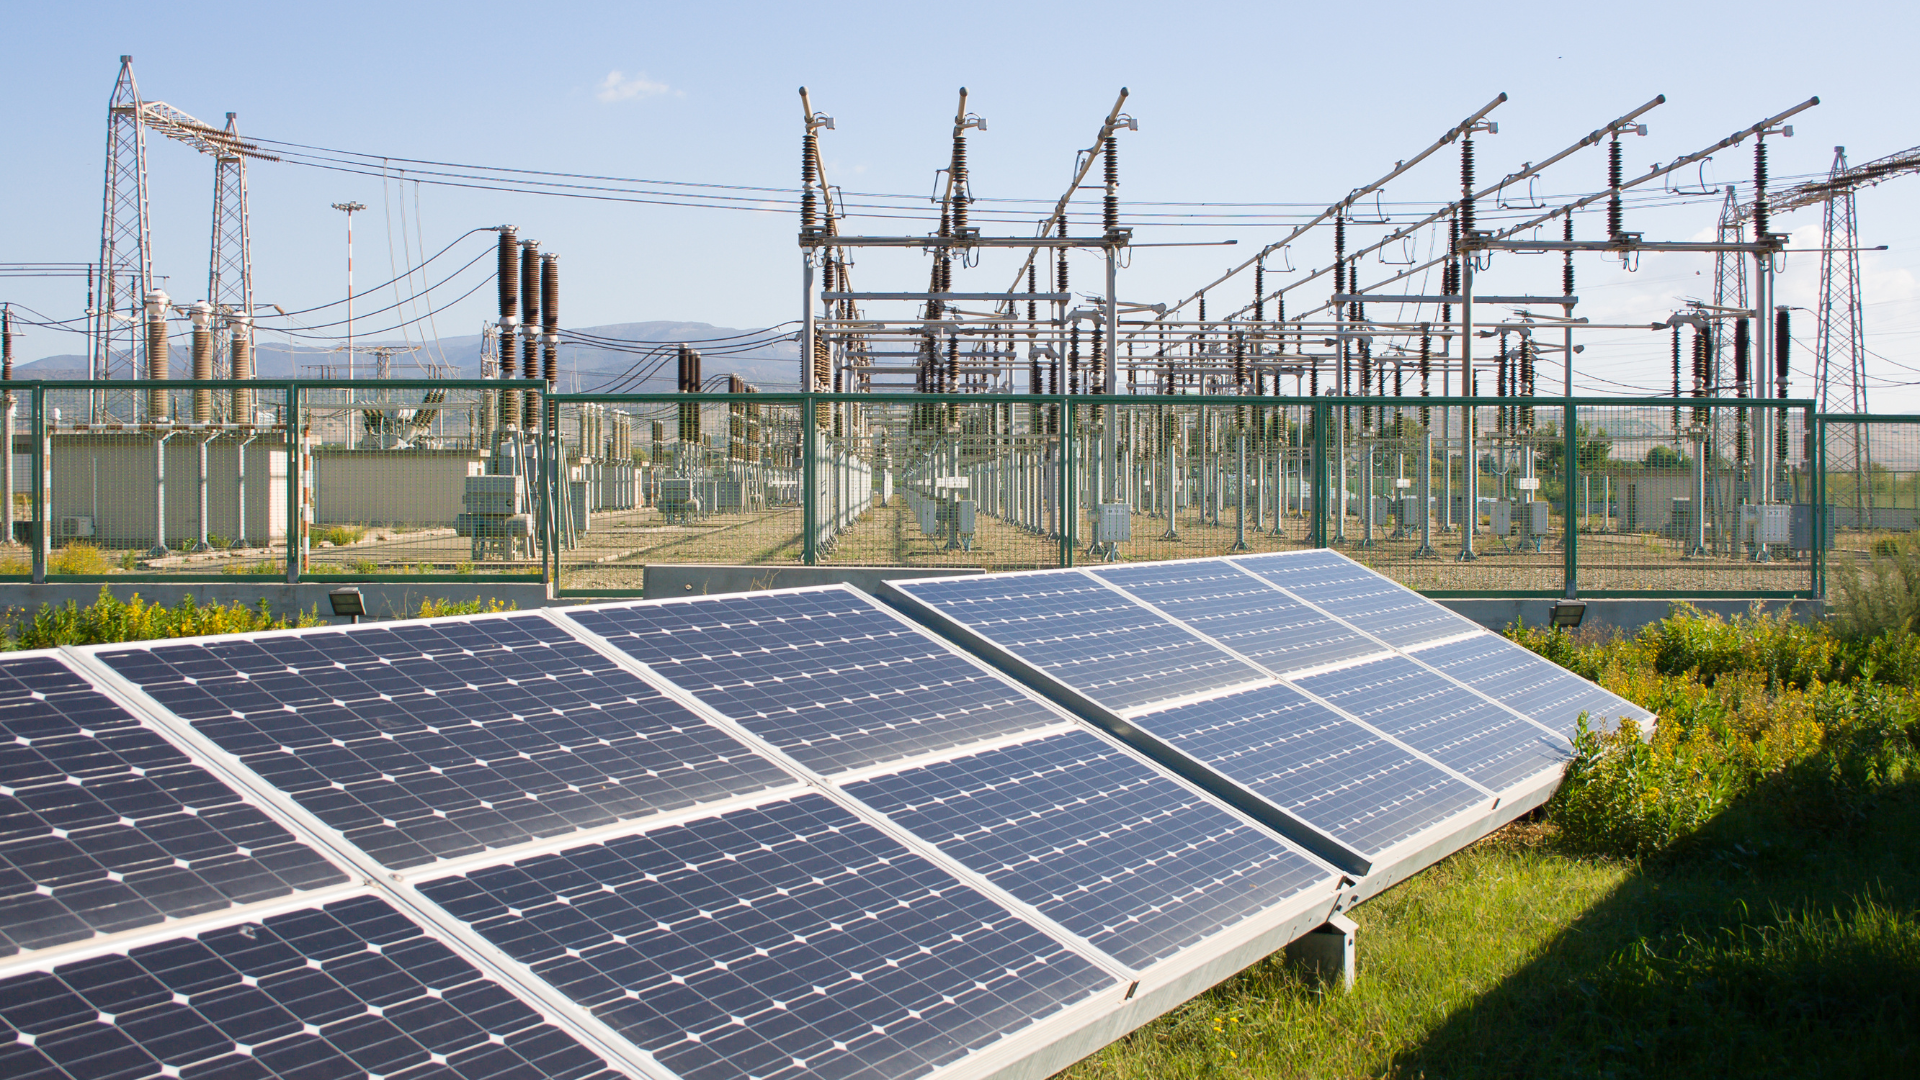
[1064,607,1920,1079]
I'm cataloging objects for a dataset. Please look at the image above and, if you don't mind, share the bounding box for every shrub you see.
[348,559,379,575]
[316,525,365,547]
[0,585,320,649]
[415,596,516,618]
[222,559,282,576]
[1830,532,1920,640]
[48,542,111,576]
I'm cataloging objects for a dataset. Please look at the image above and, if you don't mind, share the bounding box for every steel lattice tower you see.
[91,55,154,395]
[208,112,253,387]
[1815,146,1872,520]
[1712,186,1748,392]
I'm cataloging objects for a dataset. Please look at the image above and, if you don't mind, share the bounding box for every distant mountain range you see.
[15,321,803,392]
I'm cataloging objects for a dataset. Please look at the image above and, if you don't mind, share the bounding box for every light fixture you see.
[329,586,365,624]
[1549,600,1586,629]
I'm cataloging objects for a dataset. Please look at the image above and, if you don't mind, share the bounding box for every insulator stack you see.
[1253,264,1265,324]
[1444,217,1460,325]
[951,134,969,234]
[1068,324,1081,395]
[1333,214,1346,297]
[496,227,519,327]
[1,307,10,382]
[541,253,560,386]
[1734,318,1751,395]
[1775,308,1791,391]
[518,240,540,429]
[191,304,214,424]
[1671,326,1683,434]
[1607,137,1624,240]
[1026,264,1037,326]
[677,345,703,446]
[812,335,831,427]
[1419,325,1432,426]
[1562,215,1576,296]
[1460,136,1476,235]
[1056,219,1069,294]
[1691,328,1710,425]
[1232,332,1246,389]
[230,318,253,423]
[1496,331,1509,434]
[1090,320,1104,395]
[145,292,170,422]
[946,334,958,394]
[1752,139,1771,237]
[800,134,819,235]
[1520,338,1535,430]
[1102,135,1119,233]
[1029,352,1041,395]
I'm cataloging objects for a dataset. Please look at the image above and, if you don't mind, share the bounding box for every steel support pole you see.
[1563,403,1579,598]
[1458,256,1478,560]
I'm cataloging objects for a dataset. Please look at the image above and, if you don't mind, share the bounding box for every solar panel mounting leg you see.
[1284,912,1357,991]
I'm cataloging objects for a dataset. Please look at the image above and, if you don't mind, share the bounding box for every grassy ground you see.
[1063,605,1920,1079]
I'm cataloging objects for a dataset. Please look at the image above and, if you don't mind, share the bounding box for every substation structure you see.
[767,83,1909,596]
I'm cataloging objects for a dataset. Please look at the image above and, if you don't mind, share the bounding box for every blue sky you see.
[4,1,1916,404]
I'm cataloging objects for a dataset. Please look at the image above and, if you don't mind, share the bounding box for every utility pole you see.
[331,201,365,385]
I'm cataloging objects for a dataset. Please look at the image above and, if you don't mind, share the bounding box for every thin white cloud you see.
[596,70,671,103]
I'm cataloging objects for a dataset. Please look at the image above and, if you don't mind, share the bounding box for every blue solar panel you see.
[1293,657,1572,793]
[92,614,790,870]
[1132,684,1487,859]
[1408,633,1655,738]
[840,730,1332,969]
[891,574,1264,712]
[419,791,1115,1080]
[1231,550,1480,649]
[1092,560,1385,676]
[0,895,621,1080]
[565,591,1063,774]
[0,653,346,958]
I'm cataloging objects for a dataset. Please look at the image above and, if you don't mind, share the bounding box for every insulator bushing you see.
[1254,264,1265,323]
[1102,136,1119,232]
[1562,215,1576,296]
[951,135,969,234]
[1607,137,1624,240]
[1734,317,1750,393]
[1753,138,1771,237]
[1460,136,1476,235]
[800,134,820,234]
[496,228,519,327]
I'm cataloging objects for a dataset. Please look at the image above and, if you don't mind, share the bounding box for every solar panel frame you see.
[71,610,805,875]
[1404,630,1656,739]
[1228,549,1485,649]
[0,649,358,961]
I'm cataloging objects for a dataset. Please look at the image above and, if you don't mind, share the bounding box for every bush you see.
[1512,606,1920,860]
[316,525,365,547]
[0,585,320,649]
[1831,533,1920,640]
[49,542,112,576]
[348,559,379,575]
[223,559,282,576]
[415,596,516,618]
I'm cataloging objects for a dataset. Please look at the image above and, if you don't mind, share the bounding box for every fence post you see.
[1563,402,1580,598]
[30,386,45,584]
[1310,399,1329,548]
[285,384,302,584]
[1060,399,1076,567]
[802,394,818,565]
[541,396,555,590]
[1812,408,1826,598]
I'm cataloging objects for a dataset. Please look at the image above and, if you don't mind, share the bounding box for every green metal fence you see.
[0,381,1878,601]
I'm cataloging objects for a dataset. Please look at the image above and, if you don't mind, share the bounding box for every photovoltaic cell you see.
[1293,656,1572,793]
[419,792,1114,1080]
[891,575,1262,712]
[0,653,346,958]
[841,730,1332,969]
[92,614,789,870]
[565,591,1063,774]
[0,895,622,1080]
[1091,561,1384,676]
[1231,550,1481,649]
[1409,633,1654,738]
[1132,684,1487,858]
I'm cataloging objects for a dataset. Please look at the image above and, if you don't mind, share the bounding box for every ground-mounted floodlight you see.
[329,586,365,624]
[1549,600,1586,629]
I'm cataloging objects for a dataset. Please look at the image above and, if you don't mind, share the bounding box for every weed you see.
[119,550,140,571]
[222,559,282,576]
[316,524,365,547]
[1831,532,1920,640]
[348,559,379,575]
[0,585,320,649]
[415,596,516,618]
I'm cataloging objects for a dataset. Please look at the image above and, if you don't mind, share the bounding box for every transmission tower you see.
[1815,146,1871,521]
[208,112,253,386]
[91,55,154,394]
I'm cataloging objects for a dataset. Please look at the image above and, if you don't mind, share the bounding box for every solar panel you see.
[1091,560,1385,676]
[417,791,1119,1080]
[1231,549,1481,648]
[888,573,1264,712]
[0,652,347,958]
[1407,632,1655,738]
[1292,656,1573,794]
[1128,684,1488,861]
[840,729,1335,969]
[0,894,624,1080]
[88,613,793,870]
[564,589,1064,774]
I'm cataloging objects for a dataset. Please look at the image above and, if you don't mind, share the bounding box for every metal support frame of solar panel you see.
[881,557,1622,901]
[556,586,1355,1078]
[0,647,640,1080]
[59,602,1336,1080]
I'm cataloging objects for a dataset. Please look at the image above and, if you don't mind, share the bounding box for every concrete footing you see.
[1283,912,1357,991]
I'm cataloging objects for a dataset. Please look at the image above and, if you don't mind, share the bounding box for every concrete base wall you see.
[1438,596,1825,637]
[640,563,985,600]
[0,581,556,623]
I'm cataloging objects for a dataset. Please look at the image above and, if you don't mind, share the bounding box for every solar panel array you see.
[0,557,1643,1080]
[888,549,1648,878]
